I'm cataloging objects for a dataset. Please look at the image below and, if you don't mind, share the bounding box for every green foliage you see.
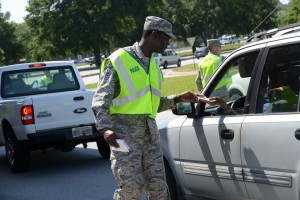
[0,0,294,65]
[0,8,22,65]
[25,0,158,64]
[279,0,300,25]
[156,0,279,45]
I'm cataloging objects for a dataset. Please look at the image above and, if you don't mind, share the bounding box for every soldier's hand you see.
[175,91,209,103]
[103,130,120,148]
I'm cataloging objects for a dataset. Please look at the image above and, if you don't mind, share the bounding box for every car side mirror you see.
[172,102,195,115]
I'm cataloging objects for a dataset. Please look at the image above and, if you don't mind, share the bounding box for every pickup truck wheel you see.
[5,135,30,173]
[96,140,110,159]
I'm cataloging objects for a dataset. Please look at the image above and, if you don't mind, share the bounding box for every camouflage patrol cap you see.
[207,39,221,47]
[144,16,176,39]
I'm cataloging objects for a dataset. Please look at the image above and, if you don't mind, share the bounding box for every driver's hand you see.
[208,97,231,110]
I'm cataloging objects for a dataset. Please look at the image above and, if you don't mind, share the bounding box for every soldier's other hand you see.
[103,130,120,148]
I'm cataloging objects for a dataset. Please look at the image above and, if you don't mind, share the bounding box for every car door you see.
[179,50,260,199]
[241,39,300,200]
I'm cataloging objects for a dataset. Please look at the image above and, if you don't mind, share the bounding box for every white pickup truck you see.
[0,61,109,173]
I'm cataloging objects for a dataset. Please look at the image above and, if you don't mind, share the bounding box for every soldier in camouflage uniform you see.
[92,16,208,200]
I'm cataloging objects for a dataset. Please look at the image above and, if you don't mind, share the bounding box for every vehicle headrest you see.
[238,57,253,78]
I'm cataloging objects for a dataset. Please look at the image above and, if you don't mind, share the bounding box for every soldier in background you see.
[195,39,230,101]
[92,16,208,200]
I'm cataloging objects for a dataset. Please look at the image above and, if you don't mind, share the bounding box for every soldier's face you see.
[153,31,171,53]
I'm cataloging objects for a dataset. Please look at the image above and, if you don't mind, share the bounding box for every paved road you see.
[0,54,231,200]
[0,110,178,200]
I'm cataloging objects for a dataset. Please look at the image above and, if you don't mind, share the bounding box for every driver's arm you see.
[207,96,238,115]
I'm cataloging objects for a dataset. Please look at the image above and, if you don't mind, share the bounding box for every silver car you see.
[160,32,300,200]
[153,49,181,69]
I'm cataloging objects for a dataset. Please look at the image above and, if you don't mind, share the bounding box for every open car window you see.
[203,51,260,116]
[257,43,300,113]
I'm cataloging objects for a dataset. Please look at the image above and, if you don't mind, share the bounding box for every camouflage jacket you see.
[92,42,176,132]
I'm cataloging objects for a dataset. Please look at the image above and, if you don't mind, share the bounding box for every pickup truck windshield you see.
[1,65,80,98]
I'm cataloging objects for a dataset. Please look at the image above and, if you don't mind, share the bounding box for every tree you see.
[0,4,22,65]
[25,0,157,67]
[155,0,279,45]
[280,0,300,25]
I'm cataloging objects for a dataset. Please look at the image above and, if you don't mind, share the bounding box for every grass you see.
[85,45,240,94]
[172,64,198,72]
[86,64,199,96]
[162,75,198,96]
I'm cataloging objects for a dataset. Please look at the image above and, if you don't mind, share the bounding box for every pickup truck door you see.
[179,115,248,200]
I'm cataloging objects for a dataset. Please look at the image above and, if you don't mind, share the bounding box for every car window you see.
[205,51,259,115]
[153,52,158,57]
[257,43,300,113]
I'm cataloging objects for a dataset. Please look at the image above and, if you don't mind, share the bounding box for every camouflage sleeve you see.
[92,62,116,131]
[158,95,176,112]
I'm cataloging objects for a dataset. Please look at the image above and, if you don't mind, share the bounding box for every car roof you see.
[246,22,300,43]
[236,31,300,53]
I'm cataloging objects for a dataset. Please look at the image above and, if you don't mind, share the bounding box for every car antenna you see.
[248,4,281,37]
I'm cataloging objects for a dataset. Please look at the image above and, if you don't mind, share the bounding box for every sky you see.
[1,0,291,24]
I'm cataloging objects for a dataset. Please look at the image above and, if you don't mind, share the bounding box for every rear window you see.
[1,65,80,98]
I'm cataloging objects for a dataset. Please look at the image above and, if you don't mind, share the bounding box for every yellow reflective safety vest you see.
[270,85,298,111]
[199,53,230,89]
[42,75,52,85]
[101,49,163,118]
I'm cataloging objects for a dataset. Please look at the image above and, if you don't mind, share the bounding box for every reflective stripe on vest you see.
[106,49,162,118]
[199,53,230,89]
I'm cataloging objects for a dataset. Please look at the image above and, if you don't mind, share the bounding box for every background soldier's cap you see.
[144,16,176,39]
[207,39,221,47]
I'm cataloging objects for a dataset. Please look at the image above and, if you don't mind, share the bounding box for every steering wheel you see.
[231,96,246,109]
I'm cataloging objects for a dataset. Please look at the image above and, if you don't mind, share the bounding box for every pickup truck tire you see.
[5,132,30,173]
[96,140,110,159]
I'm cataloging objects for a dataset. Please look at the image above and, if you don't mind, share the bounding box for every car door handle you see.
[294,129,300,140]
[220,129,234,140]
[74,96,84,101]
